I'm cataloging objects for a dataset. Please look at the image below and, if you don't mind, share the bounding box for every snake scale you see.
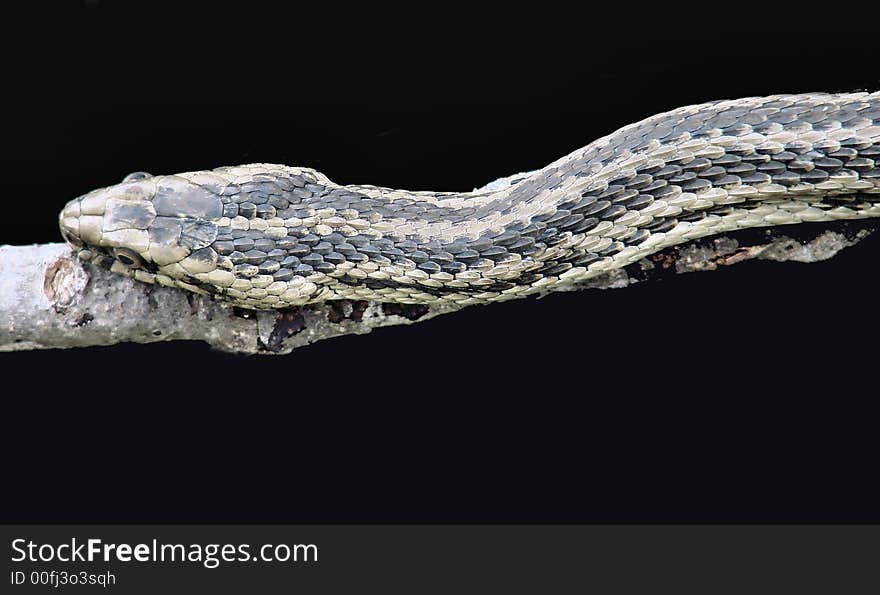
[59,92,880,310]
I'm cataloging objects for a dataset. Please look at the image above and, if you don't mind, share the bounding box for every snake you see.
[59,92,880,310]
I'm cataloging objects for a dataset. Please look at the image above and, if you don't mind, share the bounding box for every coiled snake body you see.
[60,92,880,309]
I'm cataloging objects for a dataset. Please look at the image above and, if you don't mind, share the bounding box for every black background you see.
[2,4,879,522]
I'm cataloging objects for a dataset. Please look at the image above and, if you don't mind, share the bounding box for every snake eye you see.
[122,171,152,182]
[113,248,143,268]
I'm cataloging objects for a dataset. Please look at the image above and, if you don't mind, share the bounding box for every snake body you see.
[59,92,880,309]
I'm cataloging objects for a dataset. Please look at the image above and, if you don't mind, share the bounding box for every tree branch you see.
[0,221,873,354]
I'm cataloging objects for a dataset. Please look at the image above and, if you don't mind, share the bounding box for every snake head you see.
[59,171,224,290]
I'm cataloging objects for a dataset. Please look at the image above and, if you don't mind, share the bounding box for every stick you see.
[0,222,872,354]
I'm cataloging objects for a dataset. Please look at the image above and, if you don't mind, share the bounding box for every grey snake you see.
[59,92,880,309]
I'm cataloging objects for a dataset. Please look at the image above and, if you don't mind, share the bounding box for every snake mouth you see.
[59,199,84,248]
[67,242,161,288]
[60,227,83,248]
[58,193,150,276]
